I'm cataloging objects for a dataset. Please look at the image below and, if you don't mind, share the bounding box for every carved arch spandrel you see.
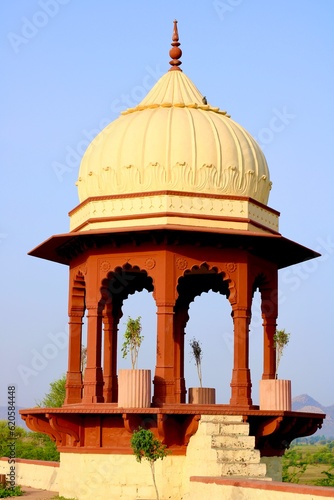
[250,267,278,318]
[97,254,158,280]
[249,257,278,296]
[175,261,237,310]
[99,262,154,307]
[47,414,80,447]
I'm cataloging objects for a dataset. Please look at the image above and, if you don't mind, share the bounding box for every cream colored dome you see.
[77,69,271,206]
[71,22,278,235]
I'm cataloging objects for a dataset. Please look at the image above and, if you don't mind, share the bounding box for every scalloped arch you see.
[100,262,154,306]
[176,262,236,309]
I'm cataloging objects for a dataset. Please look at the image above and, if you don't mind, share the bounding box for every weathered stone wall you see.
[2,450,334,500]
[189,477,334,500]
[0,457,59,492]
[58,452,184,500]
[58,414,269,499]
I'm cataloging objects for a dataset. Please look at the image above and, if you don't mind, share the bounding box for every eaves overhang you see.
[28,225,320,270]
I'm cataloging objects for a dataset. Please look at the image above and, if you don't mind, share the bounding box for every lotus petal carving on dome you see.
[170,162,194,189]
[195,164,218,192]
[117,165,141,193]
[241,170,256,197]
[222,165,239,194]
[85,171,100,198]
[141,162,167,191]
[99,166,116,194]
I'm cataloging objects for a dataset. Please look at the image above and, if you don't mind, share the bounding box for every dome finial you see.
[169,20,182,71]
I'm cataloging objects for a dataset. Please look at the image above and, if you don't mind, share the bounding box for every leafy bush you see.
[315,466,334,486]
[283,441,334,485]
[0,484,23,498]
[0,420,59,462]
[282,448,307,483]
[131,428,169,500]
[37,375,66,408]
[121,316,143,369]
[273,328,290,378]
[50,496,77,500]
[15,432,59,461]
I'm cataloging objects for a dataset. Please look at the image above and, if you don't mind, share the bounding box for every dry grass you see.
[288,464,332,485]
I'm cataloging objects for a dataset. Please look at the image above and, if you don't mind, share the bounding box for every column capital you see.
[156,303,175,317]
[231,306,251,317]
[156,301,175,307]
[68,314,84,321]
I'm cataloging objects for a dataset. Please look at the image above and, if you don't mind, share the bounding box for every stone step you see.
[211,434,255,449]
[200,415,244,424]
[216,447,261,463]
[201,421,250,436]
[192,415,269,481]
[218,423,250,435]
[218,461,267,477]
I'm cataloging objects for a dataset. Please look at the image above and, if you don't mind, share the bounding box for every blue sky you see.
[1,0,334,410]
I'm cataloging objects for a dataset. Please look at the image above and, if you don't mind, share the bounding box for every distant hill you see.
[292,394,334,438]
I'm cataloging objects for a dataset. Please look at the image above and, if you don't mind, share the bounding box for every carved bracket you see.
[22,414,62,446]
[247,414,324,457]
[47,414,80,447]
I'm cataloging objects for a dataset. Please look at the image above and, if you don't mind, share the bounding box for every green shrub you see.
[0,484,23,498]
[131,428,169,500]
[0,420,59,462]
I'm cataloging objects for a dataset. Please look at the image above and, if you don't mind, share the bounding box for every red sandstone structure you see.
[21,20,324,468]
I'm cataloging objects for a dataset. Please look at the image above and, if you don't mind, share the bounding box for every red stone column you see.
[261,285,278,380]
[173,307,188,403]
[103,302,121,403]
[152,251,177,405]
[230,304,253,407]
[64,312,83,404]
[82,303,104,403]
[153,302,175,405]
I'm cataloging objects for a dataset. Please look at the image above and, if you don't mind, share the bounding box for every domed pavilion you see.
[20,21,324,498]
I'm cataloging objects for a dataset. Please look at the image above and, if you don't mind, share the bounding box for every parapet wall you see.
[0,457,59,492]
[1,456,334,500]
[189,476,334,500]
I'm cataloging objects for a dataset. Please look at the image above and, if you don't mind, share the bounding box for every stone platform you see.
[20,404,325,457]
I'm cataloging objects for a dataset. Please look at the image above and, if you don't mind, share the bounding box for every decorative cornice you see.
[69,191,280,216]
